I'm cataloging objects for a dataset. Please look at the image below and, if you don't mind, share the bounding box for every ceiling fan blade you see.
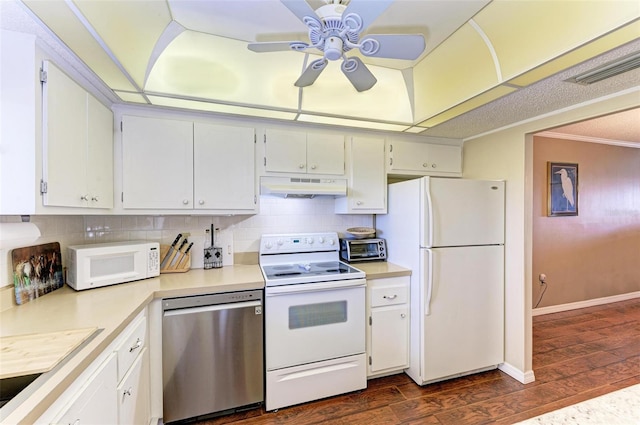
[248,41,309,53]
[341,57,377,92]
[280,0,319,23]
[295,58,328,87]
[359,34,426,60]
[342,0,393,33]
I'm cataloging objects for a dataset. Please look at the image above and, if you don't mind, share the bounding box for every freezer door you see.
[419,246,504,384]
[422,178,505,247]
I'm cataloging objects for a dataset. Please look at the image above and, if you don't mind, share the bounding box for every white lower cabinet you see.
[117,348,150,424]
[366,277,410,377]
[38,310,150,425]
[52,353,118,425]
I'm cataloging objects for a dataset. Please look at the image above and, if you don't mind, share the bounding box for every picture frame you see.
[547,162,578,216]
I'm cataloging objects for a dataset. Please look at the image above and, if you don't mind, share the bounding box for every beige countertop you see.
[354,261,411,279]
[0,261,410,424]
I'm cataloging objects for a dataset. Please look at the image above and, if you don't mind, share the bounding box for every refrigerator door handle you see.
[425,249,433,316]
[425,179,433,248]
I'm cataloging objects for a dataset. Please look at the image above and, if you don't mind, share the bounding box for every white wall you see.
[462,87,640,384]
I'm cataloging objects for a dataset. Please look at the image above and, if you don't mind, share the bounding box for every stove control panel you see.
[260,232,338,254]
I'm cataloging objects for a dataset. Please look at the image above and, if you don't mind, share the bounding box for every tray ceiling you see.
[2,0,639,139]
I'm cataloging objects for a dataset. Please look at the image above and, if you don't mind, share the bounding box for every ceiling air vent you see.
[566,51,640,85]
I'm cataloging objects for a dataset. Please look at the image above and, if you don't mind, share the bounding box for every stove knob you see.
[277,239,284,246]
[318,236,325,244]
[328,238,335,246]
[306,237,314,244]
[264,242,273,250]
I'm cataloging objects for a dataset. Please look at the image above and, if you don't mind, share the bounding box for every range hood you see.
[260,176,347,199]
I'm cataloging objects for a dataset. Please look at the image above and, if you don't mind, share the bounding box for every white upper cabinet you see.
[42,60,114,209]
[264,129,344,175]
[194,122,257,212]
[122,115,194,210]
[388,140,462,176]
[336,136,386,214]
[121,115,257,214]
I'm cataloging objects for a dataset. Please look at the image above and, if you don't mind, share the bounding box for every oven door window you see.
[289,301,347,329]
[265,284,365,370]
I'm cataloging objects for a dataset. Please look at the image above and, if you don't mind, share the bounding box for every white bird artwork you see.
[555,169,575,210]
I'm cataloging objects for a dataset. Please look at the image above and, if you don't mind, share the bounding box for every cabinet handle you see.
[182,199,189,205]
[432,163,437,168]
[124,387,133,397]
[129,337,142,352]
[71,419,80,425]
[199,200,205,205]
[310,164,317,170]
[91,196,99,202]
[401,313,406,318]
[299,163,305,169]
[80,194,89,201]
[383,294,397,300]
[422,163,428,168]
[356,201,363,206]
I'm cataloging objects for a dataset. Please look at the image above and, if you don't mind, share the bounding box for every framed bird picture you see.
[548,162,578,216]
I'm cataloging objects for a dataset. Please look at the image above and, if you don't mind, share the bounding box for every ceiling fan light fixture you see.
[324,37,344,60]
[567,51,640,85]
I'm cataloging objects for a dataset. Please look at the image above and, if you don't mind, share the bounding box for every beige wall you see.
[463,87,639,384]
[532,136,640,307]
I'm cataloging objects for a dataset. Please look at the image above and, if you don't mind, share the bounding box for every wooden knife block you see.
[160,244,191,274]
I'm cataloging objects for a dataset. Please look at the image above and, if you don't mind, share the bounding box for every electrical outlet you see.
[539,273,547,284]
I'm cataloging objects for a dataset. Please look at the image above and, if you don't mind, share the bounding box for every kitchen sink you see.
[0,374,41,409]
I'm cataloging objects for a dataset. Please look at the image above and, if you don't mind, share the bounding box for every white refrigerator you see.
[376,176,505,385]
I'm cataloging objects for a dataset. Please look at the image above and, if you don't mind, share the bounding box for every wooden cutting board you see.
[11,242,64,305]
[0,327,98,379]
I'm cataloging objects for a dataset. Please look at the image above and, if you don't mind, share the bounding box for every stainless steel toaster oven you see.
[339,238,387,262]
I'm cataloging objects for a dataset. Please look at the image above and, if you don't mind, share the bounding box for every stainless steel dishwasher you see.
[162,290,263,423]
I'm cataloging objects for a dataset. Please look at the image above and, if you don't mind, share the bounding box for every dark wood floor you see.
[196,298,640,425]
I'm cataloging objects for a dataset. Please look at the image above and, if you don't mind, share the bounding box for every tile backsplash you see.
[1,196,372,288]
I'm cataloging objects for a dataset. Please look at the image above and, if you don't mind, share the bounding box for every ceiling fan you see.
[247,0,426,92]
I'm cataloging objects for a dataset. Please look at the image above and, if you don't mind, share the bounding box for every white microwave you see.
[67,241,160,291]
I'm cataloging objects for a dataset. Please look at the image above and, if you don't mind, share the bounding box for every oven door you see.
[265,279,366,371]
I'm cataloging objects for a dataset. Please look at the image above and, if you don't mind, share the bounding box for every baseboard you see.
[498,362,535,384]
[532,291,640,316]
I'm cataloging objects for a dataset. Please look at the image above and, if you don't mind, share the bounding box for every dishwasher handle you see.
[163,300,261,317]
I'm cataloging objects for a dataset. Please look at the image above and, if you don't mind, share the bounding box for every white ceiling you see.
[543,108,640,146]
[1,0,639,142]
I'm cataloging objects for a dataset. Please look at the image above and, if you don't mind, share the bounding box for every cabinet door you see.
[389,140,461,175]
[86,95,113,208]
[42,60,88,208]
[370,305,409,373]
[52,353,118,425]
[122,115,193,209]
[264,129,307,173]
[347,136,385,212]
[425,143,462,173]
[194,123,256,211]
[117,348,150,425]
[388,140,430,173]
[306,133,344,175]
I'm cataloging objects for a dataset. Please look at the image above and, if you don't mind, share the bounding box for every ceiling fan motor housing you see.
[311,4,359,59]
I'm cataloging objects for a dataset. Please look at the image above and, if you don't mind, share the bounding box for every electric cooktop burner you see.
[262,261,357,280]
[259,232,365,286]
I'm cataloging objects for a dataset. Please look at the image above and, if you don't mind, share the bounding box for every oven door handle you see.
[265,279,366,295]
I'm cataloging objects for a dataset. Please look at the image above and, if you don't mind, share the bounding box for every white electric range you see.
[259,232,366,411]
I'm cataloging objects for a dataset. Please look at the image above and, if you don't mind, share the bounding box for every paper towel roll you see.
[0,222,42,249]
